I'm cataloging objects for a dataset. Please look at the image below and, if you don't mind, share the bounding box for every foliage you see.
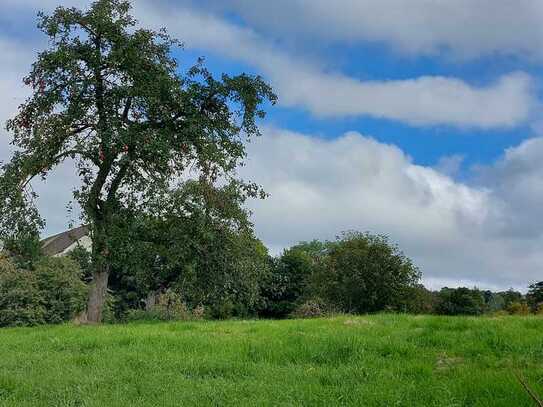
[259,241,326,318]
[0,256,86,327]
[33,257,88,323]
[498,289,524,308]
[103,187,270,319]
[313,232,421,313]
[527,281,543,311]
[484,291,506,313]
[125,298,190,322]
[290,298,327,319]
[1,234,43,270]
[68,245,93,281]
[435,287,485,315]
[400,284,438,314]
[0,0,275,322]
[507,301,530,315]
[0,257,45,327]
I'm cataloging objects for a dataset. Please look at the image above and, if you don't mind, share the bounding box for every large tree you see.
[0,0,275,322]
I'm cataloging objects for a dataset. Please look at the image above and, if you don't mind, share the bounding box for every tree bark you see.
[86,269,109,323]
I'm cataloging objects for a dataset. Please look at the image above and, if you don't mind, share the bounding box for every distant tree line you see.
[258,237,543,318]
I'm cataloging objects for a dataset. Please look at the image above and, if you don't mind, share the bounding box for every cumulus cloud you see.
[435,154,465,177]
[240,128,543,290]
[475,137,543,239]
[0,1,536,128]
[132,3,535,128]
[222,0,543,60]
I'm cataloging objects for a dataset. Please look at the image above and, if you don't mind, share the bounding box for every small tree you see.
[260,241,327,318]
[0,256,87,326]
[527,281,543,312]
[0,0,275,322]
[435,287,485,315]
[315,232,420,313]
[0,258,45,327]
[34,257,88,324]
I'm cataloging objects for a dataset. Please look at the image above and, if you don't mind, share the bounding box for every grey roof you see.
[41,225,89,256]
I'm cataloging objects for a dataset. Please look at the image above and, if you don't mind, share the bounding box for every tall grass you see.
[0,314,542,406]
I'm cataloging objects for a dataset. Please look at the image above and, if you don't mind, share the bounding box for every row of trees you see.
[259,234,420,317]
[258,239,543,318]
[2,222,541,326]
[433,285,543,316]
[0,229,421,325]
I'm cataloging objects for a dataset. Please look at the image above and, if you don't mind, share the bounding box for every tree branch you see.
[122,97,132,123]
[106,158,131,205]
[19,148,98,190]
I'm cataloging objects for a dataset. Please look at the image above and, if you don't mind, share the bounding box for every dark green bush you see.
[0,256,87,327]
[125,290,190,322]
[33,257,88,324]
[436,287,485,315]
[208,299,236,320]
[527,282,543,312]
[259,241,327,318]
[314,232,421,314]
[0,257,45,327]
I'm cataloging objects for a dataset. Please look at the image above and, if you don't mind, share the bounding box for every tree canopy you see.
[0,0,275,322]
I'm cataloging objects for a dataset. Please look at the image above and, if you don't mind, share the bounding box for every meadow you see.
[0,314,542,406]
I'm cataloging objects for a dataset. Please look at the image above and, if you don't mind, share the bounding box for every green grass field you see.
[0,315,542,406]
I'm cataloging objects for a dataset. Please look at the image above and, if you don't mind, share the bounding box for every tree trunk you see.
[86,269,109,323]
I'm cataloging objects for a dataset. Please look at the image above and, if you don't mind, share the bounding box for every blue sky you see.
[2,0,543,290]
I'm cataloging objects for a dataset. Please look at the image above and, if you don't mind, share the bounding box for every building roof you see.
[41,225,90,256]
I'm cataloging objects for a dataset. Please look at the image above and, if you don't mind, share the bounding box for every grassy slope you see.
[0,315,542,406]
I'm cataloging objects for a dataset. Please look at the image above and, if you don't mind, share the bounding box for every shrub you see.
[192,304,205,319]
[535,303,543,315]
[209,299,236,320]
[291,299,325,319]
[315,232,421,313]
[435,287,485,315]
[33,257,88,324]
[259,241,326,318]
[0,258,45,327]
[154,290,190,320]
[507,302,530,315]
[400,284,437,314]
[0,256,88,327]
[125,290,190,322]
[527,282,543,311]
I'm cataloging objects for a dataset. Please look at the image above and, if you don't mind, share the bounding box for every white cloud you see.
[435,154,465,177]
[223,0,543,60]
[132,3,534,128]
[240,128,543,290]
[475,137,543,239]
[0,1,536,128]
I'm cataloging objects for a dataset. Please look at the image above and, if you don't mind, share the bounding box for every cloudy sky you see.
[2,0,543,290]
